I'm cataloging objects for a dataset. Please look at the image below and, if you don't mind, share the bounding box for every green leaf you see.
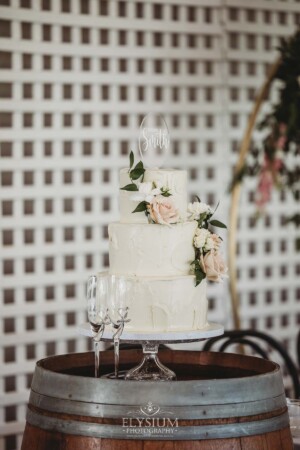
[195,270,206,287]
[197,212,207,227]
[130,161,145,180]
[130,168,145,180]
[135,161,143,168]
[129,151,134,169]
[132,201,148,213]
[194,261,206,287]
[161,191,172,197]
[209,219,227,229]
[120,183,138,191]
[195,195,201,203]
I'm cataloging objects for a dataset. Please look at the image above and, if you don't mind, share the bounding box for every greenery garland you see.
[231,30,300,227]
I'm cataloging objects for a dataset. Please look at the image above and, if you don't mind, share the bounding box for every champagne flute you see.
[87,273,110,378]
[109,275,132,378]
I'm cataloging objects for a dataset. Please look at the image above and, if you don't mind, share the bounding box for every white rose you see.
[150,187,161,197]
[131,182,159,202]
[188,201,211,220]
[204,236,214,251]
[131,182,152,202]
[194,228,210,249]
[153,181,163,190]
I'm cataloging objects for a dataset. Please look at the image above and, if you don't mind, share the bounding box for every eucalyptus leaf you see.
[120,183,138,191]
[132,201,148,213]
[210,219,227,229]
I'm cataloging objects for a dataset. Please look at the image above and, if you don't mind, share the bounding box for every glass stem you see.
[94,340,100,378]
[114,337,120,379]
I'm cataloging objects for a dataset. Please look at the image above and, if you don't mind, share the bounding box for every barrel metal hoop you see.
[31,365,285,406]
[29,390,287,420]
[26,408,290,441]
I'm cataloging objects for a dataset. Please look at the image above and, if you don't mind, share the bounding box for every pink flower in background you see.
[276,135,287,150]
[273,158,283,171]
[256,155,283,210]
[256,122,287,210]
[279,122,287,134]
[276,122,287,150]
[256,169,273,208]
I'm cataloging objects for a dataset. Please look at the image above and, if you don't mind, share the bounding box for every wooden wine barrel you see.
[21,349,293,450]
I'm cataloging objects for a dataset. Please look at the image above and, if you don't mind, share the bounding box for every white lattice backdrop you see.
[1,0,300,448]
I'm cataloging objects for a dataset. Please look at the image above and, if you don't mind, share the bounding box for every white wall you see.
[0,0,299,448]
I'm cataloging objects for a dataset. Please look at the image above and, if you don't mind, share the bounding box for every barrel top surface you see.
[37,349,279,375]
[30,350,285,406]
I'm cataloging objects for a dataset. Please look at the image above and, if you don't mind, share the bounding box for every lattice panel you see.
[1,0,300,449]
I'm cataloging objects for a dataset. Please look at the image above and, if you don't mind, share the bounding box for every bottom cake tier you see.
[111,275,208,332]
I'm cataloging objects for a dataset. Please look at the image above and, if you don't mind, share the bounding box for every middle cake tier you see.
[109,221,197,276]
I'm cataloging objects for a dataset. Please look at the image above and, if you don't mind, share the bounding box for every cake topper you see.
[138,113,170,168]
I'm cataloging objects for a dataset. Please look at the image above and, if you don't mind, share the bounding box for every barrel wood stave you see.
[21,350,293,450]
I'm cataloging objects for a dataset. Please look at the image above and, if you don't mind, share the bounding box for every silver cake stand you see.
[78,323,224,381]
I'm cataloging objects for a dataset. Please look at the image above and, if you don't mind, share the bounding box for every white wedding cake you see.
[108,153,226,332]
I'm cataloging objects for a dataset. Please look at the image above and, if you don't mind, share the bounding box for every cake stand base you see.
[78,323,224,381]
[125,342,176,381]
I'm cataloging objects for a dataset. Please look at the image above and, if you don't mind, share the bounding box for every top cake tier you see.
[119,168,187,223]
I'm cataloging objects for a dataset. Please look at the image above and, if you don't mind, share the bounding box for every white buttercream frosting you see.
[119,168,187,223]
[108,221,197,277]
[103,165,211,333]
[122,276,208,332]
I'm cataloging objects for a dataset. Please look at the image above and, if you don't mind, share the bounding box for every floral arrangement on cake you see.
[188,199,227,286]
[121,152,228,286]
[121,151,180,225]
[231,30,300,227]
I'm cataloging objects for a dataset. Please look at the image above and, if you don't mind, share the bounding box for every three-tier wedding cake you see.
[108,154,227,333]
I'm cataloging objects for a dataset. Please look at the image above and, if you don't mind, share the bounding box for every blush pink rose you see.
[200,251,228,282]
[211,233,221,250]
[256,155,283,209]
[279,122,287,134]
[276,135,287,150]
[148,195,180,225]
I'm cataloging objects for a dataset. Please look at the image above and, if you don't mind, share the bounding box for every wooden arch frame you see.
[228,58,281,329]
